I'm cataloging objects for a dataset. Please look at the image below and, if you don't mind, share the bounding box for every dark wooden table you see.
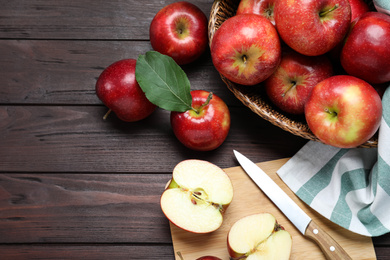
[1,0,389,259]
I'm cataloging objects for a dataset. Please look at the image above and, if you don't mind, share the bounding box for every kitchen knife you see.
[233,150,352,260]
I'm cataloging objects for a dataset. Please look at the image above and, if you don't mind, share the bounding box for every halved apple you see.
[160,159,234,233]
[228,213,292,260]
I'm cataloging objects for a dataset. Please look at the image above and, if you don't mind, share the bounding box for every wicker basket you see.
[208,0,378,148]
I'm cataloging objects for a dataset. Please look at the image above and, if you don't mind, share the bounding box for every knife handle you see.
[305,220,352,260]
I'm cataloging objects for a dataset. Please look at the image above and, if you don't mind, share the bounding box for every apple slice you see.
[160,160,234,233]
[228,213,292,260]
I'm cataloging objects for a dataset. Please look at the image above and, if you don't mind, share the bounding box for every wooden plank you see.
[0,0,212,40]
[0,40,235,105]
[171,159,377,260]
[375,247,390,260]
[0,105,307,173]
[0,245,174,259]
[0,173,172,243]
[0,170,389,246]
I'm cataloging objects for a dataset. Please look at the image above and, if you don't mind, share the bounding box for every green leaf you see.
[135,51,192,112]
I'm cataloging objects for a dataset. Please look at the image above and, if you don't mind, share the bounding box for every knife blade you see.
[233,150,352,260]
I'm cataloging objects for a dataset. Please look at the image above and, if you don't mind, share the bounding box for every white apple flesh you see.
[228,213,292,260]
[160,160,233,233]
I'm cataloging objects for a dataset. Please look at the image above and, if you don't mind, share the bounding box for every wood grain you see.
[305,221,352,260]
[0,173,172,243]
[0,0,212,40]
[1,0,390,258]
[0,105,307,173]
[171,159,376,260]
[0,40,237,105]
[0,245,174,260]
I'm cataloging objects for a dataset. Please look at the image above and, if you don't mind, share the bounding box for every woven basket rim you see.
[208,0,378,148]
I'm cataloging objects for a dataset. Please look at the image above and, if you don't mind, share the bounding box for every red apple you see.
[349,0,370,22]
[177,251,222,260]
[149,1,208,65]
[274,0,351,56]
[328,0,369,65]
[210,14,281,86]
[170,90,230,151]
[236,0,276,26]
[341,12,390,84]
[265,50,333,114]
[95,59,156,122]
[305,75,382,148]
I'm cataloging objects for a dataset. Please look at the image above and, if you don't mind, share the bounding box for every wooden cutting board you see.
[170,158,376,260]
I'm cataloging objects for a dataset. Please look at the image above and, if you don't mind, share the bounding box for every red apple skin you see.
[328,0,369,64]
[196,257,222,260]
[341,12,390,84]
[348,0,370,22]
[236,0,276,26]
[274,0,351,56]
[265,50,333,115]
[149,1,208,65]
[305,75,382,148]
[211,14,281,86]
[170,90,230,151]
[95,59,156,122]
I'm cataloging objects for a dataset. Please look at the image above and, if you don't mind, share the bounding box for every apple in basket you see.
[149,1,208,65]
[160,160,234,233]
[236,0,277,26]
[265,49,334,115]
[210,13,281,86]
[95,59,156,122]
[341,12,390,84]
[274,0,351,56]
[170,90,230,152]
[227,213,292,260]
[305,75,382,148]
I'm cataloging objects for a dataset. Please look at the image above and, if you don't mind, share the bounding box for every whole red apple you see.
[149,1,208,65]
[274,0,351,56]
[170,90,230,151]
[210,14,281,85]
[265,50,333,114]
[236,0,276,26]
[96,59,156,122]
[341,12,390,84]
[305,75,382,148]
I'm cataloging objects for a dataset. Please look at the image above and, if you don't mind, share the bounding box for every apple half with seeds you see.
[228,213,292,260]
[160,159,233,233]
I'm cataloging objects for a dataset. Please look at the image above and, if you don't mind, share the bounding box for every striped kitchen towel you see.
[277,86,390,237]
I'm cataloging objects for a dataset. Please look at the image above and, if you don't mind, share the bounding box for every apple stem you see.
[192,92,213,114]
[319,4,339,17]
[176,251,184,260]
[103,109,112,120]
[324,108,338,117]
[282,82,296,97]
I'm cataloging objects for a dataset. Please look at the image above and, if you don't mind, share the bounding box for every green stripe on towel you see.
[296,149,349,204]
